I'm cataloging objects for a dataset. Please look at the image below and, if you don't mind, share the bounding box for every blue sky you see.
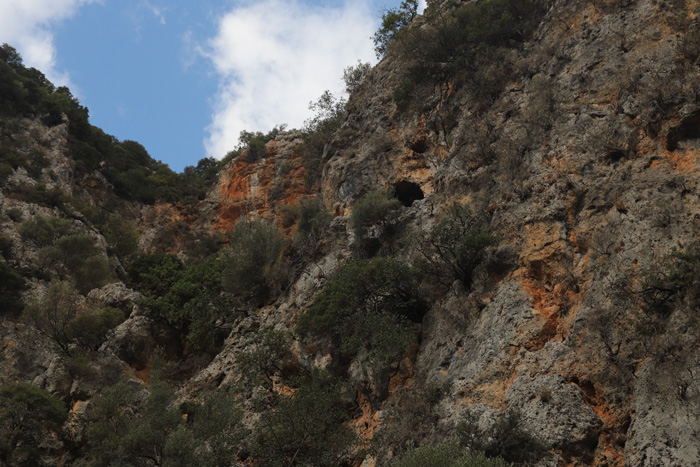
[0,0,426,172]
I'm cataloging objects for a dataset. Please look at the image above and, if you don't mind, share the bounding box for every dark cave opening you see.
[393,180,424,207]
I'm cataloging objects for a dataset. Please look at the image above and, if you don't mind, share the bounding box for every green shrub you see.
[10,182,66,207]
[637,242,700,316]
[100,213,139,259]
[343,61,372,94]
[0,261,27,315]
[251,370,358,467]
[65,307,124,351]
[22,281,121,354]
[81,371,247,467]
[19,215,74,248]
[0,383,68,466]
[418,204,498,289]
[372,0,418,58]
[5,207,22,222]
[389,0,549,106]
[393,442,509,467]
[456,411,546,464]
[236,126,285,163]
[373,384,446,460]
[236,327,295,392]
[297,257,425,360]
[0,233,11,259]
[300,91,346,187]
[127,253,184,297]
[0,162,12,184]
[22,280,80,354]
[38,232,113,293]
[132,254,234,353]
[222,218,285,306]
[350,189,401,242]
[297,197,332,237]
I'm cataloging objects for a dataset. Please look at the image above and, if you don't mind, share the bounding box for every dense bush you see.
[99,212,139,260]
[9,182,67,207]
[222,218,285,306]
[343,61,372,94]
[350,189,402,243]
[393,442,508,467]
[251,370,358,467]
[22,281,123,355]
[19,215,74,248]
[372,384,449,460]
[372,0,418,58]
[297,257,425,360]
[0,261,27,315]
[638,242,700,316]
[37,232,113,294]
[296,197,332,238]
[300,91,346,187]
[130,254,234,353]
[388,0,549,101]
[0,143,48,180]
[418,204,498,289]
[65,307,123,351]
[223,126,286,164]
[0,233,11,259]
[0,383,68,466]
[80,369,247,467]
[236,327,295,393]
[456,411,546,464]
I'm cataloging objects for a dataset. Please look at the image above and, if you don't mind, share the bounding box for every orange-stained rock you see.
[214,133,316,235]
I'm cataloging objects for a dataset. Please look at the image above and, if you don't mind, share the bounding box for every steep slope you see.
[196,0,700,465]
[2,0,700,465]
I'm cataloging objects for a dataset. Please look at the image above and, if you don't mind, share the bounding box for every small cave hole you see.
[393,180,424,207]
[603,149,625,163]
[666,112,700,151]
[410,139,429,154]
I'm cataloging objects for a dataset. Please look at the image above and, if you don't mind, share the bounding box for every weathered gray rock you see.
[87,281,144,317]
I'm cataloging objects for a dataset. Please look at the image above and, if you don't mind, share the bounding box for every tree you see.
[342,61,372,94]
[418,204,498,289]
[222,218,285,306]
[251,370,358,467]
[22,281,122,355]
[393,442,509,467]
[0,383,67,466]
[297,257,425,360]
[18,215,74,249]
[350,189,401,247]
[80,371,247,467]
[0,262,27,316]
[132,254,234,353]
[300,91,346,187]
[0,44,23,68]
[372,0,418,58]
[456,411,546,464]
[38,233,113,294]
[22,281,81,355]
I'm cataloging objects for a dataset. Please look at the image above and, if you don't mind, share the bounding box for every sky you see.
[0,0,427,172]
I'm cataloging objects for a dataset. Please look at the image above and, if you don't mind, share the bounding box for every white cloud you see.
[203,0,379,159]
[0,0,97,87]
[142,1,167,25]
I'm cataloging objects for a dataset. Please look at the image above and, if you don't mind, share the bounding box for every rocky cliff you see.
[2,0,700,465]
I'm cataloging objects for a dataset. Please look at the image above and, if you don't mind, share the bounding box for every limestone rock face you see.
[213,132,312,232]
[4,0,700,465]
[264,0,700,464]
[87,282,144,317]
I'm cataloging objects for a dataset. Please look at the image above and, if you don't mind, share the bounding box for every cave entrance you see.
[393,180,424,207]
